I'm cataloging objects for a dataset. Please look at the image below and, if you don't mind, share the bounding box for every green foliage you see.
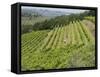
[21,16,51,34]
[21,10,95,34]
[84,16,95,23]
[21,20,95,71]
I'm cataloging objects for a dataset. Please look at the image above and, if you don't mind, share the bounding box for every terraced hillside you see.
[21,20,95,71]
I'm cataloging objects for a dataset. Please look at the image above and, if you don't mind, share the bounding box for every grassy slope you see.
[21,21,95,71]
[82,20,95,37]
[84,16,95,23]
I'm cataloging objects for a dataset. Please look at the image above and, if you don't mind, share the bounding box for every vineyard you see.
[21,20,95,71]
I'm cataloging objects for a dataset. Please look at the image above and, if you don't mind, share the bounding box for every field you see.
[21,20,95,71]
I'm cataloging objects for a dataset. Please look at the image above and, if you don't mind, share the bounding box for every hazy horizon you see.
[22,6,89,15]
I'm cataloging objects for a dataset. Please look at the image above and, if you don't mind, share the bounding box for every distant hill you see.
[21,8,70,17]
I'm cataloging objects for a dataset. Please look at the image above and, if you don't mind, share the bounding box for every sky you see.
[22,6,89,14]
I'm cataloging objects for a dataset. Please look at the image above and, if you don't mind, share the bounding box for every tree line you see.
[22,10,95,34]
